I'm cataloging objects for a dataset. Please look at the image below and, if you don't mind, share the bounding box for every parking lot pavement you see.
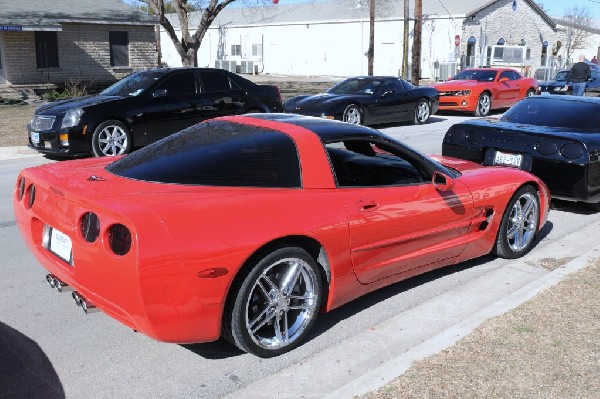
[0,146,40,160]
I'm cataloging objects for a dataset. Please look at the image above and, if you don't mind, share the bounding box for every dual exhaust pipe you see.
[46,274,99,314]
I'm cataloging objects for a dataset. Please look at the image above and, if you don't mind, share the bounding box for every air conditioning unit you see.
[240,61,255,74]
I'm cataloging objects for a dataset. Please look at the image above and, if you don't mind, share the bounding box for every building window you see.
[231,44,241,56]
[35,31,59,68]
[252,44,262,57]
[110,31,129,67]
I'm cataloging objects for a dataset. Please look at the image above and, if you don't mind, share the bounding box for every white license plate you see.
[494,151,523,168]
[49,227,73,264]
[31,132,40,144]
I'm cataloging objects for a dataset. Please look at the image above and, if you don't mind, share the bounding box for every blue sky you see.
[537,0,600,18]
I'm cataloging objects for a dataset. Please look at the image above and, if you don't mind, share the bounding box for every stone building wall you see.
[461,0,562,74]
[2,23,156,87]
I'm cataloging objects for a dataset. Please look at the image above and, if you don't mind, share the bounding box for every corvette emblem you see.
[87,175,106,181]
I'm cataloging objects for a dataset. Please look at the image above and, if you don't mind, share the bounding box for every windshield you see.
[451,70,497,82]
[501,98,600,130]
[327,78,383,95]
[101,71,164,97]
[554,71,568,81]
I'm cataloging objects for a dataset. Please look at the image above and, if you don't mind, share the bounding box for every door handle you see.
[357,200,378,211]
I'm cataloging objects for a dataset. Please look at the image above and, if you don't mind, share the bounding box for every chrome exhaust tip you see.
[72,291,83,307]
[46,274,57,288]
[55,279,73,293]
[80,297,99,314]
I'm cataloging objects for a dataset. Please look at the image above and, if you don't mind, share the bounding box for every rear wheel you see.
[494,186,540,259]
[91,120,132,157]
[343,104,363,125]
[526,89,536,97]
[474,92,491,116]
[223,247,322,357]
[414,99,430,124]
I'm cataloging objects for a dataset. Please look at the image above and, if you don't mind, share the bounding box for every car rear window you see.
[107,120,301,187]
[501,98,600,130]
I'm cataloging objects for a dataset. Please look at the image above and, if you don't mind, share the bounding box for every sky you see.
[537,0,600,19]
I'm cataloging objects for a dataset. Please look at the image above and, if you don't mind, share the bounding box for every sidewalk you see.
[0,146,40,160]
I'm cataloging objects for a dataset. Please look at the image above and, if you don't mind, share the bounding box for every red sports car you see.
[14,114,550,357]
[432,68,538,116]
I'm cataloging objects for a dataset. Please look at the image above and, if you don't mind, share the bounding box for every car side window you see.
[381,79,404,95]
[325,139,428,187]
[499,71,512,81]
[155,71,196,96]
[200,71,233,92]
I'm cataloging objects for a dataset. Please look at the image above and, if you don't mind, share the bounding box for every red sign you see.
[455,35,461,47]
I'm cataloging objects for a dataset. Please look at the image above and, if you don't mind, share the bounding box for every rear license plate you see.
[49,227,73,264]
[31,132,40,144]
[494,151,523,168]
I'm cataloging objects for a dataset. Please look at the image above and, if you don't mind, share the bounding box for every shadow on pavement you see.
[0,321,64,399]
[181,338,244,360]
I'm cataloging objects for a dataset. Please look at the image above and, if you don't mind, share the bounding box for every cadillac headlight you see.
[61,108,84,129]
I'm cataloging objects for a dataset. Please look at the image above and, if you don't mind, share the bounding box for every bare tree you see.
[562,5,593,61]
[135,0,267,67]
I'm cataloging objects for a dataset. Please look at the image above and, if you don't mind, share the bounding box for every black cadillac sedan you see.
[283,76,439,126]
[442,95,600,210]
[28,68,283,157]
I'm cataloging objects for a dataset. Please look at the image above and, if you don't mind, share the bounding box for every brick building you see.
[0,0,158,87]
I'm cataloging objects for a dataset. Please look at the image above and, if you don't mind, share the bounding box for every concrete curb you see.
[324,245,600,399]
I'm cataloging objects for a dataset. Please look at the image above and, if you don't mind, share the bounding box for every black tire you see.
[343,104,363,125]
[414,98,430,124]
[223,247,323,357]
[494,185,540,259]
[526,89,536,97]
[91,120,132,157]
[585,202,600,212]
[474,92,491,117]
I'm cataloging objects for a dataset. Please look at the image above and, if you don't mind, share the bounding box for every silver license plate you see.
[31,132,40,144]
[49,227,73,264]
[494,151,522,168]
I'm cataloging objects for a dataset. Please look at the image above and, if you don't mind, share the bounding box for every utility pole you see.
[411,0,422,85]
[368,0,375,75]
[401,0,409,78]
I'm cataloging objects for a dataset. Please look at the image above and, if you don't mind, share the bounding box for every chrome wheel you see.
[495,186,540,259]
[506,192,538,252]
[526,89,535,97]
[414,99,430,124]
[225,247,322,357]
[97,125,128,156]
[475,93,491,116]
[343,105,362,125]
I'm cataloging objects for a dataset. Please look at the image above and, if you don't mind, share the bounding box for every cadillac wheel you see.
[91,120,132,157]
[224,247,323,357]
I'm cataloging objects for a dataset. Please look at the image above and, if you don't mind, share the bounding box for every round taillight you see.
[80,212,100,243]
[446,127,467,142]
[26,184,36,208]
[467,130,484,145]
[108,224,131,256]
[535,140,558,156]
[17,177,25,200]
[560,142,585,160]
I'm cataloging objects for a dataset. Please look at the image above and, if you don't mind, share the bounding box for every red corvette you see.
[432,68,538,116]
[14,114,550,357]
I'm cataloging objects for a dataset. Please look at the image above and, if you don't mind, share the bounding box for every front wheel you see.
[223,247,323,357]
[494,185,540,259]
[414,98,430,124]
[91,120,132,157]
[474,92,491,117]
[343,104,363,125]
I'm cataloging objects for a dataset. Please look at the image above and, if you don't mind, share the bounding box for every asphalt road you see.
[1,113,598,399]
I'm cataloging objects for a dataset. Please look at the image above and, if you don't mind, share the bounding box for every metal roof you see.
[0,0,157,29]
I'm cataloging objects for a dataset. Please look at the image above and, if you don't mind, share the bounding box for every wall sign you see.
[0,26,23,32]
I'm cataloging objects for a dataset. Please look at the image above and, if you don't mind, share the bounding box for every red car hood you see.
[432,80,483,91]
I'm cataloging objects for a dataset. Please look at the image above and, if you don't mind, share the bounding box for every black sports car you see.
[28,68,283,157]
[442,95,600,210]
[283,76,439,126]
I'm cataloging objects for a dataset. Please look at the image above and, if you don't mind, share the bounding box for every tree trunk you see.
[368,0,375,76]
[402,0,409,79]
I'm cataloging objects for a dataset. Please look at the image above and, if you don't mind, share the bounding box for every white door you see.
[0,33,5,84]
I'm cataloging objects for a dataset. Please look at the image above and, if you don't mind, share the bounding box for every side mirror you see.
[152,88,168,98]
[498,77,509,83]
[432,171,455,191]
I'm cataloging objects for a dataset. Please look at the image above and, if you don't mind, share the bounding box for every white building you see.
[159,0,596,80]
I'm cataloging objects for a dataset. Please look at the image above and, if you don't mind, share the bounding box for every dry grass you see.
[359,259,600,399]
[0,104,37,147]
